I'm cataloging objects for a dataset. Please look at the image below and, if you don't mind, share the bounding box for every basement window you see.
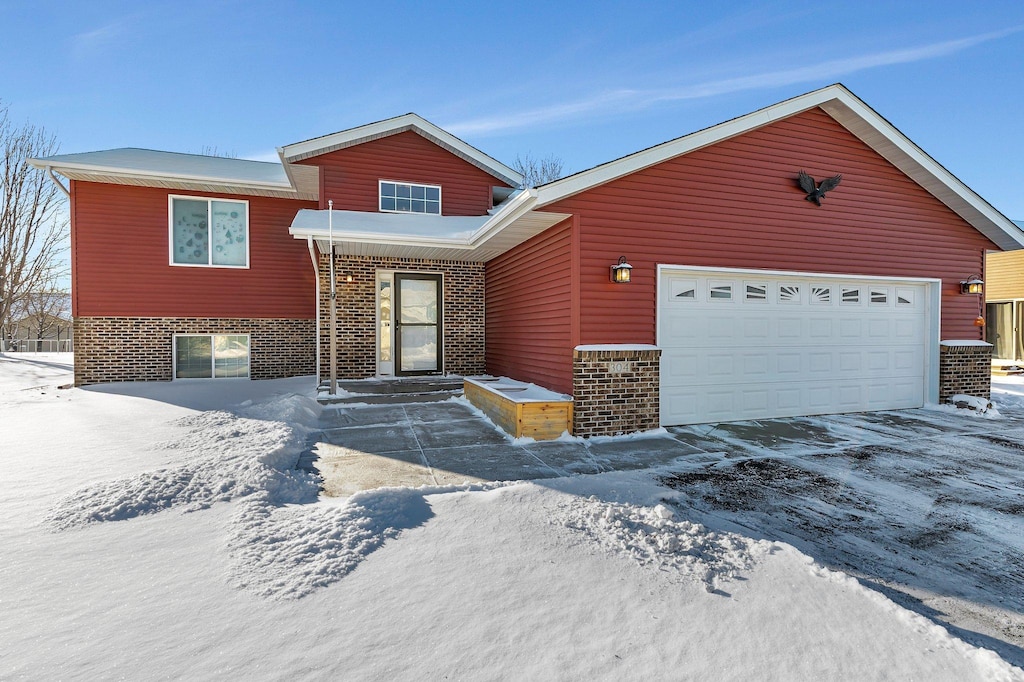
[380,181,441,214]
[170,196,248,267]
[174,334,250,379]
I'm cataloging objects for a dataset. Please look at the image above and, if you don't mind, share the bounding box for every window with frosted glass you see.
[379,181,441,214]
[174,334,249,379]
[171,197,247,266]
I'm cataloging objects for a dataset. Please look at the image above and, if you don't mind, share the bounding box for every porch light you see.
[611,256,633,284]
[959,275,984,295]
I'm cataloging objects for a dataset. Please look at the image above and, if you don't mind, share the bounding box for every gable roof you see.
[27,148,319,200]
[278,113,523,187]
[533,83,1024,251]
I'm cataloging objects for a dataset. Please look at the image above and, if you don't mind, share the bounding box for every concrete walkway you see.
[300,398,1013,497]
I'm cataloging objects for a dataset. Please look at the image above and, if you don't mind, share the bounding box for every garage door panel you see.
[659,269,929,425]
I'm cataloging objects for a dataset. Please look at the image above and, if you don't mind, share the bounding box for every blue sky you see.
[2,1,1024,219]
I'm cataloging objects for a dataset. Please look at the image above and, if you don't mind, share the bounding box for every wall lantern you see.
[959,275,984,295]
[610,256,633,284]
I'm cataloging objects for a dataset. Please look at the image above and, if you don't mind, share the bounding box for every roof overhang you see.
[289,190,569,262]
[534,84,1024,251]
[27,155,319,201]
[279,113,524,188]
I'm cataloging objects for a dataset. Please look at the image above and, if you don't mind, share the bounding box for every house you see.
[984,227,1024,367]
[30,84,1024,435]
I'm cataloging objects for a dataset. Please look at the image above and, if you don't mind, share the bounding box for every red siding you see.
[297,131,507,215]
[486,218,574,393]
[547,107,995,346]
[71,181,316,318]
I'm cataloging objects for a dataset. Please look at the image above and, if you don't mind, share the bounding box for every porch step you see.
[316,376,464,405]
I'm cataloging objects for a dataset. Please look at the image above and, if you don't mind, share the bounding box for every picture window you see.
[170,197,248,267]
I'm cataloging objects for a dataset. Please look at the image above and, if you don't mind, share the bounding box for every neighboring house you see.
[29,84,1024,435]
[984,220,1024,366]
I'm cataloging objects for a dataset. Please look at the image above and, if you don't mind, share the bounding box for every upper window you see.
[379,181,441,215]
[170,196,248,267]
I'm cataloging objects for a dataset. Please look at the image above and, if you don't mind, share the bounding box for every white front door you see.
[658,267,935,426]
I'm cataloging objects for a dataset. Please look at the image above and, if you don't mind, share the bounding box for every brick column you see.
[572,345,661,437]
[939,341,993,403]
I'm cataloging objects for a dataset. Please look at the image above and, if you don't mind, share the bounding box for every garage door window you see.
[871,289,888,304]
[811,286,831,304]
[709,283,733,300]
[779,284,801,303]
[745,283,768,302]
[841,287,860,304]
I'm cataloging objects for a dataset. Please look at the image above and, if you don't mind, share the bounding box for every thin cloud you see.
[446,27,1021,136]
[71,19,131,58]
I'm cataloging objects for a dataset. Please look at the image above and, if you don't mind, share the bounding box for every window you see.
[170,196,248,267]
[810,286,831,304]
[870,288,888,304]
[379,181,441,214]
[709,282,733,300]
[745,283,767,302]
[779,284,801,303]
[174,334,249,379]
[841,287,860,304]
[670,279,697,299]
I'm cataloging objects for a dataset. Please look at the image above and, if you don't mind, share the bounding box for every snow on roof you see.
[940,340,993,347]
[290,208,490,240]
[28,148,292,188]
[574,344,661,351]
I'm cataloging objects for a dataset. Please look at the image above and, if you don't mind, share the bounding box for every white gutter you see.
[45,166,71,198]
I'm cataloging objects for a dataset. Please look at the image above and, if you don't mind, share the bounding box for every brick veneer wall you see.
[74,317,315,386]
[572,347,661,437]
[320,255,485,378]
[938,341,993,402]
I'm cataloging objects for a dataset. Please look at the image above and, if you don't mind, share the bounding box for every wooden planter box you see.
[464,377,573,440]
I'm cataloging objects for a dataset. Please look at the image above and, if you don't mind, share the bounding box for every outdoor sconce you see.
[959,275,983,295]
[611,256,633,284]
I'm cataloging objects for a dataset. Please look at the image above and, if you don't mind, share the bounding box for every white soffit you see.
[278,113,524,187]
[534,84,1024,251]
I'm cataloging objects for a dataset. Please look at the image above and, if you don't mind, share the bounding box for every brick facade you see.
[320,254,485,379]
[572,346,661,437]
[939,341,993,402]
[74,317,315,386]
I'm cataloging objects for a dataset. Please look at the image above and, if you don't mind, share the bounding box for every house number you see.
[607,361,633,374]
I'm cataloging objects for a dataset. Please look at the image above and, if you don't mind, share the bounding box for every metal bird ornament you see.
[797,170,842,206]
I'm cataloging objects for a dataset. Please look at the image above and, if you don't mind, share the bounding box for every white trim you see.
[172,333,251,380]
[655,263,942,407]
[657,263,943,285]
[168,195,250,269]
[378,179,442,215]
[279,113,523,187]
[536,84,1024,251]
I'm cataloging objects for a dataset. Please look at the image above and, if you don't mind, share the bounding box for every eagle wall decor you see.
[797,170,842,206]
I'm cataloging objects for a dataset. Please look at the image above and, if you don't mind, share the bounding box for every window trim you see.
[378,180,442,215]
[168,195,251,269]
[172,333,251,380]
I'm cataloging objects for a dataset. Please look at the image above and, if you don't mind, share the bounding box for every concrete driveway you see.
[304,398,1020,496]
[303,397,1024,664]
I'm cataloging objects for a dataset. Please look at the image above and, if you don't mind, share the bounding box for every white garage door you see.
[658,267,933,426]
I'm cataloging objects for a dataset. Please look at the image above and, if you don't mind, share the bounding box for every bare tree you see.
[0,102,68,344]
[192,145,237,158]
[512,153,566,188]
[15,285,70,349]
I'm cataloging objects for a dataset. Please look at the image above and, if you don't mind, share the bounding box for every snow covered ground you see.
[2,352,1022,680]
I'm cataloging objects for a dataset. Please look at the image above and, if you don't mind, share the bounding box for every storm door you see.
[394,273,443,375]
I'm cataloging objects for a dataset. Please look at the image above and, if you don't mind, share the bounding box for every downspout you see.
[328,200,338,395]
[306,236,320,386]
[46,166,71,198]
